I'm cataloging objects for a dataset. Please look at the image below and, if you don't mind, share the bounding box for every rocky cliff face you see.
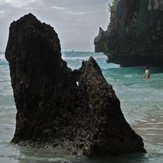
[94,0,163,67]
[5,13,145,156]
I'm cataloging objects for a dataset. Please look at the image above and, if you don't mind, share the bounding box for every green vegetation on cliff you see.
[109,0,117,12]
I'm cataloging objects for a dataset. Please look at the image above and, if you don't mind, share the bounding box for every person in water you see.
[144,65,150,79]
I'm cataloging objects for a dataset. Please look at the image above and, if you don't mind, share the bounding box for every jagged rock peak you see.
[6,13,62,62]
[6,13,146,156]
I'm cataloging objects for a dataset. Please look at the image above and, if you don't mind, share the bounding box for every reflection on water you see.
[132,111,163,153]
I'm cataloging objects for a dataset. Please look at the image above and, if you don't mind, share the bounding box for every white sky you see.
[0,0,111,52]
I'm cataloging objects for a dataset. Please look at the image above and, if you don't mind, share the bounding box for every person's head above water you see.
[145,65,149,70]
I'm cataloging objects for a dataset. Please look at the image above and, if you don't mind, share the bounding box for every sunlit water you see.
[0,51,163,163]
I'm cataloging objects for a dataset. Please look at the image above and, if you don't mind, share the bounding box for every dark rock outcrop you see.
[94,0,163,67]
[5,13,145,156]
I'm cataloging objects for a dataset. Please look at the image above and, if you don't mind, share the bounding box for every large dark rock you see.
[5,13,146,156]
[94,0,163,67]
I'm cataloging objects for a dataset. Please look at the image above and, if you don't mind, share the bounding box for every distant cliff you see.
[94,0,163,67]
[6,13,145,156]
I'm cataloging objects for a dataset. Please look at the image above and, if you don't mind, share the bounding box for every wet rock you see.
[6,13,146,156]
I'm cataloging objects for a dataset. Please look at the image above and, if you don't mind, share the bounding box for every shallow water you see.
[0,51,163,163]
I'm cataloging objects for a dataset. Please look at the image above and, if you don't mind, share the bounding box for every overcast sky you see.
[0,0,111,52]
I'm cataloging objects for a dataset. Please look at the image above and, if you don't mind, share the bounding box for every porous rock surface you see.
[5,13,145,156]
[94,0,163,67]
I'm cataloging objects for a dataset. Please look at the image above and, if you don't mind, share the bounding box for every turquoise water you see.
[0,51,163,162]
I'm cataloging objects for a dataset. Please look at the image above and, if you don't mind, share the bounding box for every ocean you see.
[0,51,163,163]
